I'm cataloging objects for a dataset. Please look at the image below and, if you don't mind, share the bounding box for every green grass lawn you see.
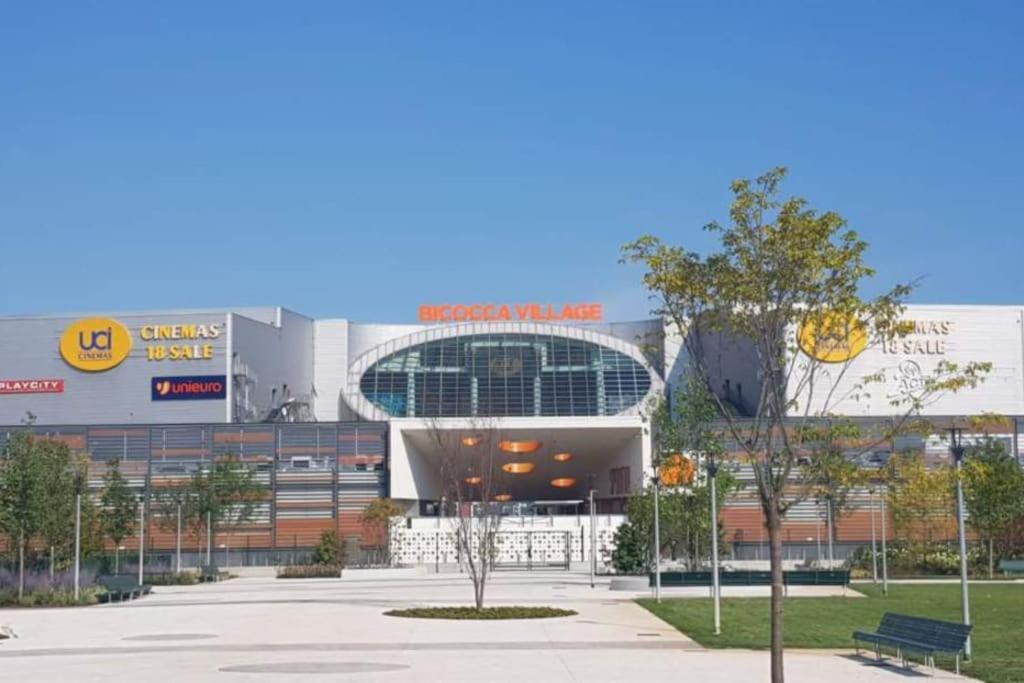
[638,584,1024,683]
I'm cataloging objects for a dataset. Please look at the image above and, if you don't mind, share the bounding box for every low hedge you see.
[384,606,577,620]
[145,572,200,586]
[276,564,342,579]
[0,587,103,608]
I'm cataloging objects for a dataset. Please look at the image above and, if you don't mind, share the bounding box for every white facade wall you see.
[790,305,1024,416]
[392,514,623,566]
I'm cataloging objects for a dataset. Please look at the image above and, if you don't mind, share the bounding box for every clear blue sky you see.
[2,2,1021,323]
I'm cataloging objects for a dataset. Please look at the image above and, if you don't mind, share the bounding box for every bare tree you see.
[426,418,508,609]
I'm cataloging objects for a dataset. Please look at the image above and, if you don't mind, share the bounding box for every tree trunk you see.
[50,545,55,581]
[18,530,25,600]
[989,538,994,580]
[766,506,785,683]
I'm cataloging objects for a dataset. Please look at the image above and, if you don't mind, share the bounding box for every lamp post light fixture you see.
[950,427,973,660]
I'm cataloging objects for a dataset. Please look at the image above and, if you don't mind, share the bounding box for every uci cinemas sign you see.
[59,318,134,372]
[60,317,224,372]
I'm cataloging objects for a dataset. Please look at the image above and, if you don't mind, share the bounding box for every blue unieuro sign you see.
[151,375,227,401]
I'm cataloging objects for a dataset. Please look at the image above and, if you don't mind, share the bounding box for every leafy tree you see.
[611,522,648,574]
[623,167,989,682]
[35,441,83,579]
[360,498,406,565]
[962,438,1024,577]
[798,426,866,553]
[100,459,139,573]
[886,452,956,566]
[0,433,46,598]
[150,480,200,570]
[188,454,265,560]
[625,472,737,569]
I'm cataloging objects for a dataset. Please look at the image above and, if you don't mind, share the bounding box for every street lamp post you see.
[589,484,596,589]
[826,496,834,566]
[951,427,972,660]
[176,502,182,574]
[815,499,822,563]
[869,488,878,584]
[708,453,721,636]
[73,490,81,600]
[880,486,889,596]
[138,499,145,585]
[652,466,661,603]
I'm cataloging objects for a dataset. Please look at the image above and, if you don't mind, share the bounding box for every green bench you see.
[853,612,972,675]
[998,559,1024,575]
[97,575,151,602]
[651,569,849,588]
[200,564,221,582]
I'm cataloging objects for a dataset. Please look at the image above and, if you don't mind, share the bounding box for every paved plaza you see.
[0,571,975,682]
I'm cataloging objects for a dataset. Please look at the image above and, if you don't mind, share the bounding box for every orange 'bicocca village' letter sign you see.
[419,303,603,323]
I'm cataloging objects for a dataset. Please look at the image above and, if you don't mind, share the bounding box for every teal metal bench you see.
[651,569,849,588]
[998,559,1024,575]
[97,575,151,602]
[853,612,972,675]
[200,564,221,582]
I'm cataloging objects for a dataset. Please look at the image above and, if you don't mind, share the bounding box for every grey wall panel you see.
[229,309,314,422]
[0,312,228,425]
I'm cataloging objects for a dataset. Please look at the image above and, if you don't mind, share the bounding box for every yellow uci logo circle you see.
[798,314,868,363]
[59,318,133,372]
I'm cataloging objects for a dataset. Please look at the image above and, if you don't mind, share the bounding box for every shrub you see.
[0,566,99,593]
[0,586,102,607]
[611,522,648,574]
[849,540,987,576]
[312,530,346,568]
[144,572,199,586]
[276,564,342,579]
[385,606,577,620]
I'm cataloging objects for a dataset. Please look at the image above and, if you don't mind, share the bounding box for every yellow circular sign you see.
[59,318,133,372]
[798,314,868,363]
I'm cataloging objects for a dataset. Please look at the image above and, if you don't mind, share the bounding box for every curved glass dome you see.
[359,332,652,418]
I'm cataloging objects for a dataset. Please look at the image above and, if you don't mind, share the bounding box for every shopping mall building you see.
[1,303,1022,565]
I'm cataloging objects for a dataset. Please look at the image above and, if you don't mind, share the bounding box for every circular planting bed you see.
[384,606,577,620]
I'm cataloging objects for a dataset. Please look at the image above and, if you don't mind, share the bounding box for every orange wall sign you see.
[419,303,602,323]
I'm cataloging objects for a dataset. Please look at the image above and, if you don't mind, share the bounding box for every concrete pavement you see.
[0,571,976,681]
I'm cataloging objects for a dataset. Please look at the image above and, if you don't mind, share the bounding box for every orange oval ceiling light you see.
[552,452,573,463]
[494,493,512,502]
[464,476,482,485]
[499,439,542,454]
[550,477,576,488]
[502,462,536,474]
[461,436,482,447]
